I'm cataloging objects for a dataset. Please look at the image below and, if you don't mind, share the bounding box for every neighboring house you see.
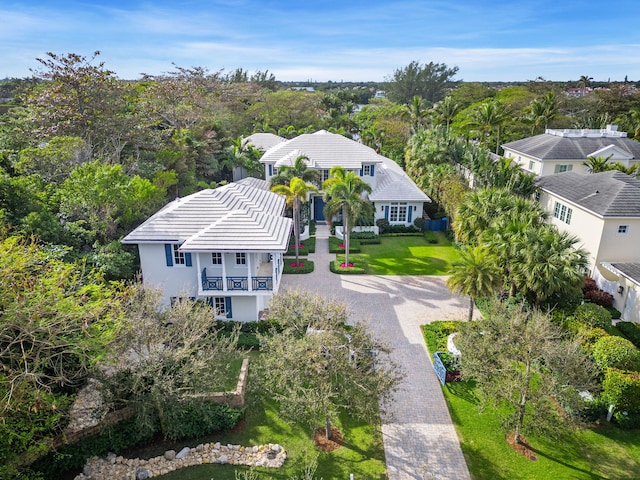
[259,130,431,226]
[243,132,286,152]
[536,170,640,322]
[503,125,640,176]
[122,178,292,321]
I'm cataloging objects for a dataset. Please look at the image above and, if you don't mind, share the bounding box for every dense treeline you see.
[2,52,640,476]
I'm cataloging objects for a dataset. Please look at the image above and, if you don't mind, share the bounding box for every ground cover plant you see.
[352,231,459,275]
[422,321,640,479]
[285,237,316,256]
[328,236,361,253]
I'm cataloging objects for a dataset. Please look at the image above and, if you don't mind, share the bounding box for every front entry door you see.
[313,196,325,221]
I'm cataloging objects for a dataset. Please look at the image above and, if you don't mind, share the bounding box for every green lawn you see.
[422,323,640,479]
[156,356,387,480]
[349,232,460,275]
[444,381,640,480]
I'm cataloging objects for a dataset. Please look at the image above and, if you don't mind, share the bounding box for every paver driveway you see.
[280,224,473,480]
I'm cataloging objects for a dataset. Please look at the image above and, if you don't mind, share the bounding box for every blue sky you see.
[2,0,639,82]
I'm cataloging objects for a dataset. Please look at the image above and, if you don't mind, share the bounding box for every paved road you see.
[280,224,473,480]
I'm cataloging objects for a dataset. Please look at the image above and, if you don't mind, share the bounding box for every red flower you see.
[340,263,354,268]
[290,262,304,267]
[339,244,346,249]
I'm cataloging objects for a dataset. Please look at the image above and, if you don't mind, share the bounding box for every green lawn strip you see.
[358,232,460,275]
[422,322,640,479]
[331,255,367,274]
[328,236,361,253]
[285,237,316,256]
[222,357,246,391]
[283,260,314,274]
[157,359,386,479]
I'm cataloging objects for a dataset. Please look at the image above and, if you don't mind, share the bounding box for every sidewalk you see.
[280,224,472,480]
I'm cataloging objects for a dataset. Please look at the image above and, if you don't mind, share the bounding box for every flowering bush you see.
[585,288,614,308]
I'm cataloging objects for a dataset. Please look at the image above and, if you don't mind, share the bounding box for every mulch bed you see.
[314,426,343,452]
[506,433,537,461]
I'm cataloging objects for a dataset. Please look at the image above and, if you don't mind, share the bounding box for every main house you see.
[259,130,431,226]
[503,125,640,177]
[536,170,640,322]
[122,178,292,321]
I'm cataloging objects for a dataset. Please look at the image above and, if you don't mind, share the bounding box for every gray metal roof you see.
[503,133,640,161]
[369,157,431,202]
[260,130,384,170]
[536,170,640,217]
[122,182,292,251]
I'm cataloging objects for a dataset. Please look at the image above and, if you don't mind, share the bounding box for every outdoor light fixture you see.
[618,285,624,294]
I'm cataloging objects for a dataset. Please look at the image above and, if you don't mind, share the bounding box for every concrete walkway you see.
[280,224,473,480]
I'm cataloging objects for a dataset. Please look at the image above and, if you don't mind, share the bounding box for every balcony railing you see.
[201,269,274,292]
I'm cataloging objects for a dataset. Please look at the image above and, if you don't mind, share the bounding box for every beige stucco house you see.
[536,170,640,322]
[503,125,640,177]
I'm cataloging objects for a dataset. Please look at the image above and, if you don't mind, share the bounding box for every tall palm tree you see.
[447,245,502,321]
[578,75,593,95]
[583,154,614,173]
[404,95,429,133]
[433,95,461,133]
[453,188,514,245]
[466,99,510,154]
[322,166,372,267]
[271,177,318,267]
[522,92,559,135]
[270,154,321,187]
[223,136,264,179]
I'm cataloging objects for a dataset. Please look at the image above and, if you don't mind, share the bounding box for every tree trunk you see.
[468,296,474,322]
[514,360,531,444]
[343,205,349,267]
[293,200,300,266]
[325,413,332,440]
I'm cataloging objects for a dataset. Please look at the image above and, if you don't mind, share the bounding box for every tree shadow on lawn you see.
[445,381,480,406]
[366,256,450,275]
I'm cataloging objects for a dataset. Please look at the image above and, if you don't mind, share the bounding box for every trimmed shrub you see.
[607,306,622,320]
[617,321,640,348]
[328,236,361,253]
[602,368,640,414]
[593,336,640,371]
[580,327,610,349]
[283,260,314,274]
[612,410,640,429]
[574,303,612,329]
[376,218,390,233]
[330,259,366,274]
[585,289,614,308]
[163,401,243,441]
[413,217,426,231]
[582,276,598,294]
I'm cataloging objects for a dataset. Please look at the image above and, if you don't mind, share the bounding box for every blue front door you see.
[313,196,325,221]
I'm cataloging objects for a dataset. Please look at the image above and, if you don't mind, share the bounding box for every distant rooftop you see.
[545,124,627,138]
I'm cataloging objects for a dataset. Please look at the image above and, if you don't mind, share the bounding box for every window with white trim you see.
[235,252,246,265]
[618,225,629,235]
[362,165,371,176]
[322,169,330,182]
[173,244,185,265]
[528,160,534,171]
[553,201,572,224]
[211,252,222,264]
[389,202,408,222]
[554,164,573,173]
[213,297,226,316]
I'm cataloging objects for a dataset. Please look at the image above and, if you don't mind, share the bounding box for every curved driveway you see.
[280,224,473,480]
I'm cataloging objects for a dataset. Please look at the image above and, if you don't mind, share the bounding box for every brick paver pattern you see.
[280,224,473,480]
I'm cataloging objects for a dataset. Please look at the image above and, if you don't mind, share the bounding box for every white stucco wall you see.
[597,219,640,265]
[138,243,198,306]
[373,201,423,226]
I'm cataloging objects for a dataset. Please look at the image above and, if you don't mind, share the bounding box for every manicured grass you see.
[157,358,387,479]
[285,237,316,256]
[444,381,640,480]
[352,231,460,275]
[422,322,640,479]
[328,236,361,253]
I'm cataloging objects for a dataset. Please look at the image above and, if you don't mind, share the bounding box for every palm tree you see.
[522,92,559,135]
[583,154,613,173]
[453,188,514,245]
[466,99,510,154]
[271,177,318,267]
[578,75,593,95]
[514,225,588,306]
[322,166,372,268]
[433,95,460,132]
[222,136,264,180]
[404,95,429,133]
[447,245,502,321]
[270,154,321,187]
